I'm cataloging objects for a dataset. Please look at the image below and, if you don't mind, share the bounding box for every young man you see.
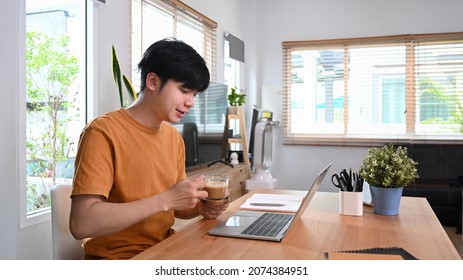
[70,38,228,259]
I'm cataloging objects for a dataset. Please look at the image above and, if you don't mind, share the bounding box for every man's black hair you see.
[138,38,210,93]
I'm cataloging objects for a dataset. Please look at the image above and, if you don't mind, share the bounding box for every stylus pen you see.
[250,203,286,207]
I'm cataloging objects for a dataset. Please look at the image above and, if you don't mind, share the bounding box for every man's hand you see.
[197,196,229,219]
[163,175,208,211]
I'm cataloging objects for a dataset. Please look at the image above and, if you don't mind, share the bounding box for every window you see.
[25,0,87,217]
[224,35,245,150]
[224,36,243,91]
[131,0,219,134]
[179,82,228,134]
[283,33,463,145]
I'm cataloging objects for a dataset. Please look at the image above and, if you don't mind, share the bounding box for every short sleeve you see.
[72,126,115,198]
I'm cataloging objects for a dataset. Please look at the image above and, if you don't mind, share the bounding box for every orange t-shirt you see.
[72,108,186,259]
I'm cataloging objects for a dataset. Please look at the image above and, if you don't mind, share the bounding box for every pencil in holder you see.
[339,190,363,216]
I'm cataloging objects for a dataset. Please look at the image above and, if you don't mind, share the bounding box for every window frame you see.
[282,32,463,146]
[131,0,217,84]
[19,0,94,228]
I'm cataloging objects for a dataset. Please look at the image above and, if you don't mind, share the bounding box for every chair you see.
[50,184,85,260]
[182,122,199,167]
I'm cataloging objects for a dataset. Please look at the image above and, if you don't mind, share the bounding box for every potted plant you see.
[227,87,246,114]
[359,143,418,215]
[112,45,137,108]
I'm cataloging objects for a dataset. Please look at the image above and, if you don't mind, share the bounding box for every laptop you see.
[208,163,331,242]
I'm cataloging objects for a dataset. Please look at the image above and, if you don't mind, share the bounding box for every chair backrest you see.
[51,184,85,260]
[182,122,199,167]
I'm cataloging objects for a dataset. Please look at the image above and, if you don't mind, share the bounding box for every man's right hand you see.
[162,175,208,211]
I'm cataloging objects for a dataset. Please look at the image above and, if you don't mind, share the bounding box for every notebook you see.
[324,247,418,260]
[239,193,304,213]
[208,163,331,242]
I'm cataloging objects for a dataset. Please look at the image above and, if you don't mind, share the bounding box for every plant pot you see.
[228,106,239,115]
[369,185,403,216]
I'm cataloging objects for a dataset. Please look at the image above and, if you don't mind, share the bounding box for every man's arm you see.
[69,176,208,240]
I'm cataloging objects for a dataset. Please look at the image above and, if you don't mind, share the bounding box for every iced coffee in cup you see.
[203,175,229,204]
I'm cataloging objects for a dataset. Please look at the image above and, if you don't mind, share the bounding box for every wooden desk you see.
[132,191,461,260]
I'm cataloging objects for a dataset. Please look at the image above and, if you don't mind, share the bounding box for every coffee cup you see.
[203,175,229,202]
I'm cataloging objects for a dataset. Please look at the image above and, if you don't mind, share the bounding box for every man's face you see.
[154,79,198,124]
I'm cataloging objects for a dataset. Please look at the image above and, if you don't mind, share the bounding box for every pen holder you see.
[339,191,363,216]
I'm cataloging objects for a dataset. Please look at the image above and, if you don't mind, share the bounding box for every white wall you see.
[95,1,131,115]
[257,0,463,192]
[1,0,462,259]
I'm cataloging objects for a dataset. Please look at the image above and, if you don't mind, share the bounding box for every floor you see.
[444,226,463,259]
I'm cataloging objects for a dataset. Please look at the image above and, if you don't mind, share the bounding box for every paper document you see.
[363,183,372,205]
[240,193,304,213]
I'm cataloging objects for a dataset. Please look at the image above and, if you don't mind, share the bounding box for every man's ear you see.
[146,72,158,91]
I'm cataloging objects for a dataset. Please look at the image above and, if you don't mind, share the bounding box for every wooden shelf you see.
[227,114,240,119]
[227,138,244,144]
[221,106,250,166]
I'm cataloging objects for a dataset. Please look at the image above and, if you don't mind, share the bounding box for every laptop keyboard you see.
[241,212,293,237]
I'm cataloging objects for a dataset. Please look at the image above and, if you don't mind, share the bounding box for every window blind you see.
[282,33,463,146]
[131,0,217,89]
[178,82,228,134]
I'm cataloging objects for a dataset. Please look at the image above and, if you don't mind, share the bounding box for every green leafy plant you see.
[112,45,137,107]
[227,86,246,106]
[26,31,80,212]
[359,144,418,188]
[26,181,51,212]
